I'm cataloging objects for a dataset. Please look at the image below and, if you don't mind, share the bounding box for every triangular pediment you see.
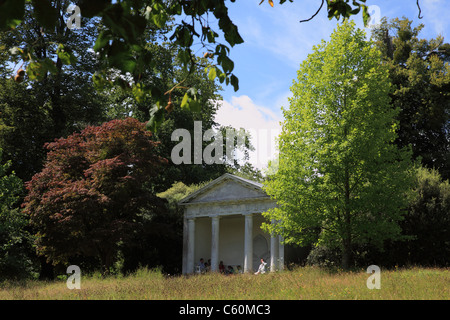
[179,174,269,204]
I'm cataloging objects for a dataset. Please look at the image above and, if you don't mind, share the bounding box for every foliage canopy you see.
[1,0,425,131]
[371,17,450,181]
[263,21,414,269]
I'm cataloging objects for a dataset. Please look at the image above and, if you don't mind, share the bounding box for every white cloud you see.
[214,95,282,170]
[421,0,450,39]
[230,1,336,68]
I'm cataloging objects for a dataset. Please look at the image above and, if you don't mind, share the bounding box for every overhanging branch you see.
[300,0,324,23]
[417,0,423,19]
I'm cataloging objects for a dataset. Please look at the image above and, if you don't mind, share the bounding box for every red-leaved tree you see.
[22,118,168,273]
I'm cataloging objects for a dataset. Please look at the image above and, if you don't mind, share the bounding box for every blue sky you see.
[212,0,450,170]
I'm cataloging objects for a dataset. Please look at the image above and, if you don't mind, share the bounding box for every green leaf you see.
[220,55,234,73]
[26,61,46,81]
[93,31,112,52]
[151,2,168,28]
[177,49,191,66]
[208,67,217,81]
[93,72,108,90]
[132,83,146,103]
[206,29,218,43]
[181,92,190,109]
[217,71,226,84]
[146,105,164,132]
[180,88,202,113]
[171,25,194,47]
[57,45,78,65]
[107,41,136,73]
[230,74,239,91]
[361,5,370,27]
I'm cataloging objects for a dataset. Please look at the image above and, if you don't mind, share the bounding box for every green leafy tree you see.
[2,0,424,130]
[0,149,34,279]
[0,2,110,182]
[120,181,207,274]
[402,166,450,266]
[379,166,450,267]
[228,162,264,183]
[3,1,107,133]
[371,17,450,180]
[101,25,259,191]
[263,21,414,269]
[157,181,208,210]
[103,38,254,191]
[0,80,53,182]
[358,166,450,267]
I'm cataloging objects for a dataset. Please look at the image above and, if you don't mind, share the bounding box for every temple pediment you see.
[178,173,269,205]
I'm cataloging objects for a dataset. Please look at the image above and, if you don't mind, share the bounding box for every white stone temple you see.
[179,173,285,274]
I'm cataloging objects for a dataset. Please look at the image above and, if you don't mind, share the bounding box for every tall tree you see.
[0,80,53,182]
[371,17,450,181]
[402,166,450,266]
[369,166,450,267]
[0,149,34,279]
[103,30,257,191]
[263,21,414,269]
[0,1,109,182]
[22,118,168,273]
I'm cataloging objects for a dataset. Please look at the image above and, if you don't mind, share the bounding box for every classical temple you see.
[179,173,285,274]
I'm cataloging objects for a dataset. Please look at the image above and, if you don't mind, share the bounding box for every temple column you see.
[211,216,220,272]
[270,220,279,272]
[243,213,254,273]
[278,235,284,271]
[270,233,279,272]
[187,218,196,273]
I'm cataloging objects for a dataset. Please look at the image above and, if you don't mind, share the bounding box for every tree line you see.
[264,19,449,270]
[0,1,448,279]
[0,2,259,279]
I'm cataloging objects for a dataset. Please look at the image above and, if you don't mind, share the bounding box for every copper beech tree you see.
[22,118,168,273]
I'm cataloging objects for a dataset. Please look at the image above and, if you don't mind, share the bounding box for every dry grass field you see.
[0,266,448,300]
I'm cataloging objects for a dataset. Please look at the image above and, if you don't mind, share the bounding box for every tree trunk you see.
[342,146,352,270]
[38,256,54,280]
[341,239,352,270]
[100,248,114,276]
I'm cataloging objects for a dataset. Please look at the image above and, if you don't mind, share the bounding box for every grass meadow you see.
[0,266,448,300]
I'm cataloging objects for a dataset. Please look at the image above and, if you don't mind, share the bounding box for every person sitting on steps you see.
[255,258,267,275]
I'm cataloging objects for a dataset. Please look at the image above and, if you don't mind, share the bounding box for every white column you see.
[243,213,253,273]
[211,216,220,272]
[270,220,279,272]
[270,233,279,272]
[182,218,188,274]
[278,235,284,271]
[187,218,196,274]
